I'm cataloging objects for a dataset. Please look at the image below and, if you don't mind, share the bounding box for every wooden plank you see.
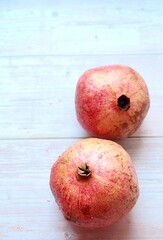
[0,54,162,139]
[0,1,162,240]
[1,0,163,56]
[0,138,163,239]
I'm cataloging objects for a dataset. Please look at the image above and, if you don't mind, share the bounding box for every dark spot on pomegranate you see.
[122,122,128,128]
[118,95,130,111]
[65,213,71,221]
[81,205,91,215]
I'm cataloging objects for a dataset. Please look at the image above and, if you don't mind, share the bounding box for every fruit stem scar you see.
[78,163,91,177]
[117,94,130,111]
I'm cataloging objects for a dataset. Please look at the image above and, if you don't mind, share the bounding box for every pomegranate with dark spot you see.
[75,65,150,140]
[50,138,139,228]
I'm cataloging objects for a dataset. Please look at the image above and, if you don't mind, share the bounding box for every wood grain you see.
[0,138,163,239]
[0,1,163,239]
[0,1,163,56]
[0,54,162,139]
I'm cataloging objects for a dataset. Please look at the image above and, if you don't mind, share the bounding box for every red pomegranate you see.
[50,138,139,228]
[75,65,150,140]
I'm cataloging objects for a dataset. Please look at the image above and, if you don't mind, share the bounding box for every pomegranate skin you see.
[75,65,150,140]
[50,138,139,229]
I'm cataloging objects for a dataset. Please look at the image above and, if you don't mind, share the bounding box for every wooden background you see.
[0,1,163,239]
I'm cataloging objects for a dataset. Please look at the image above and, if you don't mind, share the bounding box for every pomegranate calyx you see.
[117,94,130,111]
[78,163,91,177]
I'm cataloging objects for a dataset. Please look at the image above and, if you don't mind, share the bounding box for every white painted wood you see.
[0,0,163,239]
[0,0,163,56]
[0,54,162,139]
[0,138,163,239]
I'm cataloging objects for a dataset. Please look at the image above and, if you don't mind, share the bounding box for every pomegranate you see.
[75,65,150,140]
[50,138,139,228]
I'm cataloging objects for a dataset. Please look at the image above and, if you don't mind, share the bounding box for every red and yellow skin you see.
[50,138,139,229]
[75,65,150,140]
